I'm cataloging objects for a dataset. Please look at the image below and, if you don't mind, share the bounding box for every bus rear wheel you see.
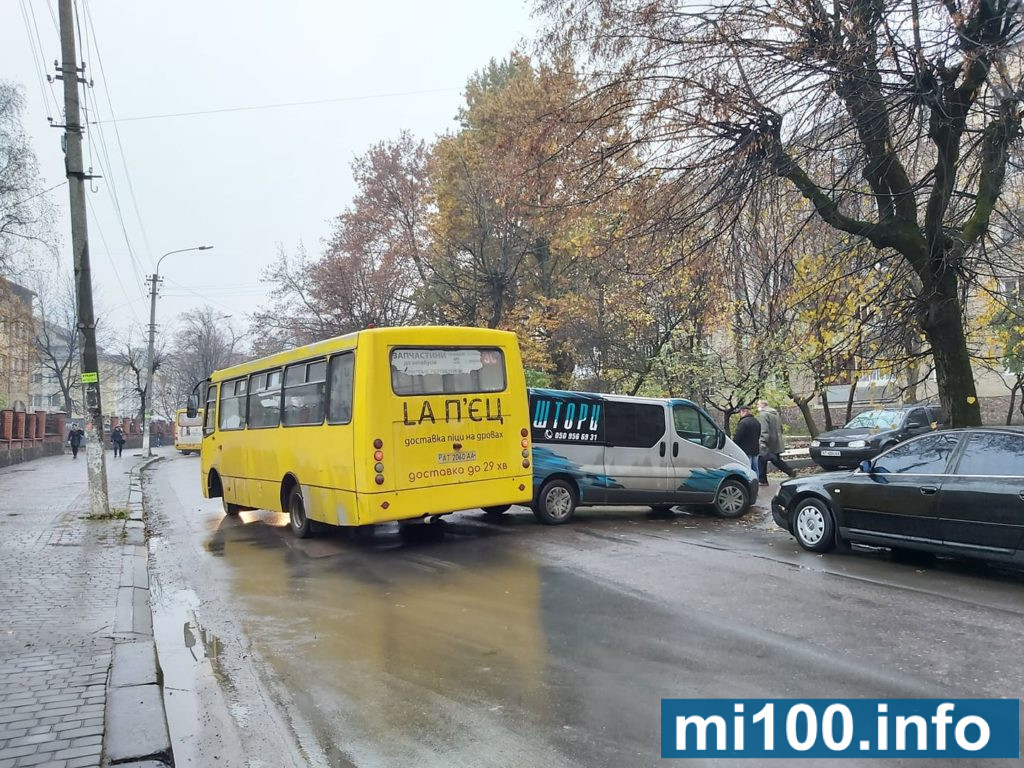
[288,486,313,538]
[482,504,511,518]
[222,495,242,516]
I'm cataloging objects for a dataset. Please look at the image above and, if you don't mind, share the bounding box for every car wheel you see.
[482,504,511,518]
[533,479,577,525]
[713,479,749,518]
[288,485,313,539]
[222,495,242,516]
[791,497,836,553]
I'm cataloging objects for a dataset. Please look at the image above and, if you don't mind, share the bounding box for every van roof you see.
[529,387,697,408]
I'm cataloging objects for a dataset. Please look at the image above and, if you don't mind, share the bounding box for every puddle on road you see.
[198,513,563,766]
[151,586,250,768]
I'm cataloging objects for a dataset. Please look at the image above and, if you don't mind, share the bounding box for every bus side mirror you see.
[186,395,198,419]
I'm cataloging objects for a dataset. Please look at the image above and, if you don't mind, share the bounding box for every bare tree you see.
[0,82,56,270]
[539,0,1024,425]
[32,272,80,416]
[113,331,163,423]
[159,306,245,417]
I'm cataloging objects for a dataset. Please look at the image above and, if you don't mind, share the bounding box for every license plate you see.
[820,450,842,457]
[437,450,477,464]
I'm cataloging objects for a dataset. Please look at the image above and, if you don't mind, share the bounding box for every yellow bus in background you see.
[174,408,203,454]
[196,326,533,537]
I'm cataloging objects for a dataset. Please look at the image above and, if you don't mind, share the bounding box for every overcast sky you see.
[3,0,534,343]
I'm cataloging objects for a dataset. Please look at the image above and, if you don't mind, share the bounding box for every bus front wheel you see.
[287,486,313,538]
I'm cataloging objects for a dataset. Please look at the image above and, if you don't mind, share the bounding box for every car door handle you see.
[673,442,679,458]
[659,442,666,457]
[920,486,938,495]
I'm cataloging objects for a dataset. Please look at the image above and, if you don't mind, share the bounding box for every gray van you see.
[524,388,759,524]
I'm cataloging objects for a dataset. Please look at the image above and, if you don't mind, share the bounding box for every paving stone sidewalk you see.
[0,449,170,768]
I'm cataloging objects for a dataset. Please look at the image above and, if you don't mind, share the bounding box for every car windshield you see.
[844,410,903,430]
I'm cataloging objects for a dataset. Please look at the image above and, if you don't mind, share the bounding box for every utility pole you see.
[58,0,109,515]
[142,246,212,456]
[141,271,161,457]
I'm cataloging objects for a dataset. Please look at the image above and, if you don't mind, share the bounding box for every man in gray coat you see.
[756,400,795,485]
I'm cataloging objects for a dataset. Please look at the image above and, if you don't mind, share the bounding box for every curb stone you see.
[106,456,173,766]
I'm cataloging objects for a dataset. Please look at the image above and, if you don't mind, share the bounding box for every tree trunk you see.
[845,375,859,424]
[1006,382,1018,426]
[820,389,833,431]
[794,397,818,437]
[920,280,982,427]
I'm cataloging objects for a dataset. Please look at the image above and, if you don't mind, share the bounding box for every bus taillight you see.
[373,438,383,449]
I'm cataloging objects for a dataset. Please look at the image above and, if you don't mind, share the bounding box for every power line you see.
[81,0,154,263]
[161,276,243,315]
[89,87,462,124]
[0,180,68,212]
[86,195,144,326]
[17,0,62,119]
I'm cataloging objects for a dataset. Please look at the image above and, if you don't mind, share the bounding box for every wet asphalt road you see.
[144,450,1024,767]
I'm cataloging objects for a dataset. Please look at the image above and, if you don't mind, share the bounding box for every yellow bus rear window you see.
[390,347,505,396]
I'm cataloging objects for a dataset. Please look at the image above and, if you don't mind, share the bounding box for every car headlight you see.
[810,440,820,447]
[848,440,867,448]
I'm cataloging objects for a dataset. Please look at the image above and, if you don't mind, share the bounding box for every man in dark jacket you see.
[67,423,84,459]
[732,405,761,472]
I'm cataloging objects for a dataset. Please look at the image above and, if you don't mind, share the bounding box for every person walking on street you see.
[756,399,795,485]
[732,405,761,473]
[67,423,85,459]
[111,425,125,458]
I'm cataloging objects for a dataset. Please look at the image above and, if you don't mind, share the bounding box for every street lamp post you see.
[142,245,213,456]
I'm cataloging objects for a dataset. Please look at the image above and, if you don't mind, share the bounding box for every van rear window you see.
[390,347,506,396]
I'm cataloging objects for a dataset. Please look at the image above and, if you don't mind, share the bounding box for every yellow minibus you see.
[194,326,533,537]
[174,408,203,454]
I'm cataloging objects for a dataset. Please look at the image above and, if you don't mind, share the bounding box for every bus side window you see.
[203,385,217,435]
[248,370,282,429]
[327,353,354,424]
[219,379,247,430]
[283,359,327,426]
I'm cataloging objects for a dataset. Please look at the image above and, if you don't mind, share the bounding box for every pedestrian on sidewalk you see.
[756,399,795,485]
[67,422,85,459]
[732,405,761,473]
[111,424,126,457]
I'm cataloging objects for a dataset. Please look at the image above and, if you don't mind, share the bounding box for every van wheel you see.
[482,504,511,518]
[222,496,242,516]
[533,479,576,525]
[713,479,749,518]
[288,486,313,539]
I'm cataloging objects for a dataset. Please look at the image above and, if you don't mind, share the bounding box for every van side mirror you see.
[859,459,873,474]
[186,395,198,419]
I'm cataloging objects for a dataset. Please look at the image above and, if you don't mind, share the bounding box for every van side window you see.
[673,404,720,449]
[604,402,665,448]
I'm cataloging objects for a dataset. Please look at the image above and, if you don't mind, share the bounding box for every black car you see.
[809,404,945,470]
[772,428,1024,563]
